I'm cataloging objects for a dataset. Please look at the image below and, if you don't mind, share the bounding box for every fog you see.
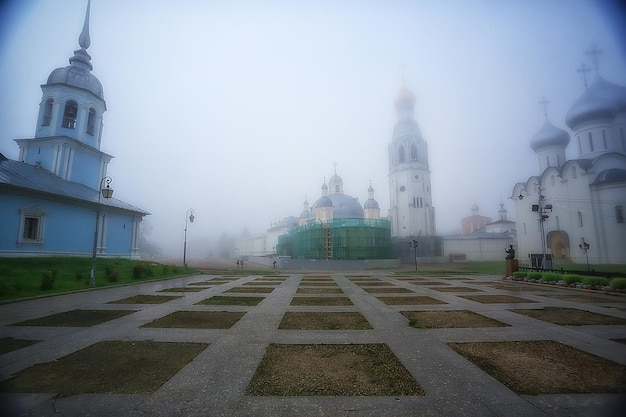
[1,0,625,259]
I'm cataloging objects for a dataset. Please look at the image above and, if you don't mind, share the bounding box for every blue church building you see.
[0,1,148,258]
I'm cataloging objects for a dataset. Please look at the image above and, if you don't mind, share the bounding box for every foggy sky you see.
[1,0,625,258]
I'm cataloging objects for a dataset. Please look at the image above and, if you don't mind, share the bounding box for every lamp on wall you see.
[90,176,114,287]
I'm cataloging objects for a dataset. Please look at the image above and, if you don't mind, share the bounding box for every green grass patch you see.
[0,257,194,302]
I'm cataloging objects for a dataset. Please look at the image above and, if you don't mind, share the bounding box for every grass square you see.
[461,295,536,304]
[158,287,204,292]
[448,340,626,394]
[290,297,353,306]
[433,287,482,293]
[226,287,275,293]
[544,294,626,304]
[195,296,264,306]
[510,307,626,325]
[402,310,509,328]
[0,338,40,355]
[142,311,245,329]
[109,294,181,304]
[363,287,414,293]
[246,343,424,396]
[10,309,135,327]
[279,312,372,330]
[296,287,343,294]
[0,340,207,395]
[378,296,446,305]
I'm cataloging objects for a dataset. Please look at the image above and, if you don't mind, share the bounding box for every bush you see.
[563,274,584,285]
[610,278,626,290]
[40,269,57,290]
[512,272,526,278]
[527,272,543,280]
[105,264,119,283]
[581,276,609,287]
[132,263,154,280]
[541,272,561,282]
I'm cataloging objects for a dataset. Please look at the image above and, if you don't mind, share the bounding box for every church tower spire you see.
[16,0,110,191]
[388,79,436,237]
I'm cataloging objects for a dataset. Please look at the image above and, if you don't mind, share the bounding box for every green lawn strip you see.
[0,257,195,301]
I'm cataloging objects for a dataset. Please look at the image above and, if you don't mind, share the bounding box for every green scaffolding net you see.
[278,218,392,260]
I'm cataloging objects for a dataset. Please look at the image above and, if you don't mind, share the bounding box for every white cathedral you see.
[512,65,626,265]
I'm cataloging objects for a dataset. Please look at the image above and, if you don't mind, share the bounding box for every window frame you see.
[18,205,45,245]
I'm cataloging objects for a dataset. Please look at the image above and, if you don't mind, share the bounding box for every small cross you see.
[332,162,338,175]
[538,96,550,120]
[577,63,590,88]
[585,43,604,72]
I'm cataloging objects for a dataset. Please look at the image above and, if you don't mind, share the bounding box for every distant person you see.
[240,260,244,269]
[272,260,277,268]
[236,260,240,267]
[505,245,515,260]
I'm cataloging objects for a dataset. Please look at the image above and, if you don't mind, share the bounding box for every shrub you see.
[105,264,119,283]
[527,272,543,280]
[541,272,561,282]
[581,276,609,287]
[563,274,584,285]
[512,272,526,278]
[40,269,57,290]
[132,263,154,279]
[610,278,626,290]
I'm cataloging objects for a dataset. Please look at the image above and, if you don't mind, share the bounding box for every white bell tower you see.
[388,81,436,238]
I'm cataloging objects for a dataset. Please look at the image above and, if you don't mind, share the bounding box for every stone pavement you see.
[1,271,625,416]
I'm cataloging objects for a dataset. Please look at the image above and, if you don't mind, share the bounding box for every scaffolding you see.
[279,218,392,260]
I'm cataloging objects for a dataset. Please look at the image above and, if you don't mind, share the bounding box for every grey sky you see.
[1,0,625,257]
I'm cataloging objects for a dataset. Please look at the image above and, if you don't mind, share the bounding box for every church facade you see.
[511,70,626,265]
[0,1,148,258]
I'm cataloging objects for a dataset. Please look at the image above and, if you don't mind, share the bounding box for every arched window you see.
[398,146,405,163]
[42,99,53,126]
[410,144,418,161]
[577,136,582,154]
[602,129,607,149]
[87,108,96,135]
[577,211,583,227]
[616,205,624,223]
[588,132,594,151]
[62,100,78,129]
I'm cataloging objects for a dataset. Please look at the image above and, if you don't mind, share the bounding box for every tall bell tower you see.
[388,80,436,238]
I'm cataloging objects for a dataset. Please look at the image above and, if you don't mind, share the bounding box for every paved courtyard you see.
[1,271,625,416]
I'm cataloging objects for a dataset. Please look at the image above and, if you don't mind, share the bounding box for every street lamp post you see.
[579,238,590,271]
[90,176,114,287]
[183,209,194,268]
[409,239,418,271]
[519,185,552,269]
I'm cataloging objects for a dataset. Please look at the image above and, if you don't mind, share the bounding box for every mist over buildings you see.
[1,0,625,259]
